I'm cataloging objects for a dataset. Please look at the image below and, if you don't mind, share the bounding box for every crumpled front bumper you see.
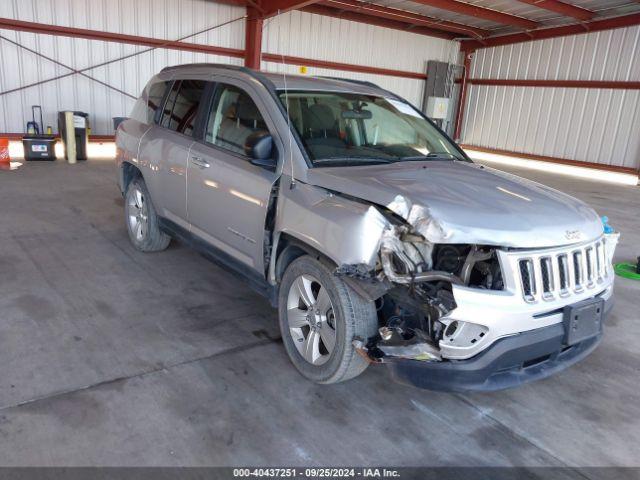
[384,297,612,392]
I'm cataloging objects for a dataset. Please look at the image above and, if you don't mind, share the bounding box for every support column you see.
[244,6,263,70]
[454,49,474,142]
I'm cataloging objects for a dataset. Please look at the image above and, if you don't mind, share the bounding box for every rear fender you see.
[115,120,151,194]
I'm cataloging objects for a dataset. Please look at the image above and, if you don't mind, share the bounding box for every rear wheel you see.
[124,178,170,252]
[278,255,378,384]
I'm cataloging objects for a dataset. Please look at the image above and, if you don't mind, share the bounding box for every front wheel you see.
[278,255,378,384]
[124,178,170,252]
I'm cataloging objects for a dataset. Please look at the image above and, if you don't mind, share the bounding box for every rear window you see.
[129,80,170,124]
[160,80,207,135]
[145,80,171,124]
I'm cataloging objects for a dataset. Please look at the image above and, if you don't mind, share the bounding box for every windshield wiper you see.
[313,157,395,165]
[400,152,463,161]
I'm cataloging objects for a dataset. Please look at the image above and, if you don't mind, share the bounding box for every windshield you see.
[278,90,467,166]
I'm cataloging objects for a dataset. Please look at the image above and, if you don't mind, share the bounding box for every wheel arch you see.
[273,233,339,285]
[120,161,143,196]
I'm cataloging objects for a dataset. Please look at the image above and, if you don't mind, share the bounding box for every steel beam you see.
[302,4,457,39]
[320,0,489,38]
[244,6,263,69]
[468,78,640,90]
[263,0,322,16]
[260,52,428,79]
[0,17,245,58]
[515,0,594,21]
[462,12,640,49]
[453,49,474,141]
[409,0,539,29]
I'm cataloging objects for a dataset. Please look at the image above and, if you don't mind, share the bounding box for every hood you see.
[306,160,603,248]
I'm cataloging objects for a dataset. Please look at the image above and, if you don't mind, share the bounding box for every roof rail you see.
[316,76,381,89]
[160,63,246,73]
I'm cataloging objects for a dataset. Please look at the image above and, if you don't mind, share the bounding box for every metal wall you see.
[260,10,460,107]
[461,25,640,170]
[0,0,245,135]
[0,1,460,136]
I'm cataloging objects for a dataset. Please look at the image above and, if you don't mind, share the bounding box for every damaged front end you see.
[342,200,617,391]
[275,177,616,390]
[343,213,505,366]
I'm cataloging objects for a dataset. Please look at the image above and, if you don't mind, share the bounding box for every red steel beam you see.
[263,0,322,16]
[302,4,456,40]
[0,16,428,87]
[261,51,428,79]
[0,17,245,58]
[409,0,539,29]
[515,0,594,21]
[454,49,474,141]
[462,12,640,49]
[244,6,263,69]
[320,0,489,38]
[468,78,640,90]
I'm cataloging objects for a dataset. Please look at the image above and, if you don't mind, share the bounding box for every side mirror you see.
[245,131,276,169]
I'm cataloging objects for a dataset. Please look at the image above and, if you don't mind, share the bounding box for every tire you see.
[278,255,378,384]
[124,177,170,252]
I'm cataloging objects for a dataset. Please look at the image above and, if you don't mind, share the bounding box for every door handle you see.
[191,156,210,168]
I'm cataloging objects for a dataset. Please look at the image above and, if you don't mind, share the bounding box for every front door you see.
[187,80,279,273]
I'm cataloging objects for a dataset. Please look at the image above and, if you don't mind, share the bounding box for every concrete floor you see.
[0,158,639,467]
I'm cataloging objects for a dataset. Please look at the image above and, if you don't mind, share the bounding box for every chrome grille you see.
[515,238,608,303]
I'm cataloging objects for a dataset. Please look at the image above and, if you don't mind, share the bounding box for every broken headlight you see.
[380,226,503,290]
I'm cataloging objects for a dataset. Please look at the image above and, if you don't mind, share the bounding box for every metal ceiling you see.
[270,0,640,44]
[376,0,640,35]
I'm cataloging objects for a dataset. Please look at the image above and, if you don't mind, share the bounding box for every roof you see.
[162,63,391,94]
[372,0,639,34]
[290,0,640,46]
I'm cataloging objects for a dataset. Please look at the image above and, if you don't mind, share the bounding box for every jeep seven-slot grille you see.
[517,238,608,303]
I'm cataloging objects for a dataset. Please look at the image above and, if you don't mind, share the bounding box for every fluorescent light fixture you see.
[465,149,638,187]
[8,140,116,160]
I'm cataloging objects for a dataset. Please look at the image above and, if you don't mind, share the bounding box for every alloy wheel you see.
[286,274,337,365]
[127,186,149,242]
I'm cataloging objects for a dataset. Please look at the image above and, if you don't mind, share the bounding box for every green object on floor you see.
[614,262,640,281]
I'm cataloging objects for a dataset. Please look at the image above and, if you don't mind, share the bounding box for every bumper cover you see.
[386,299,612,392]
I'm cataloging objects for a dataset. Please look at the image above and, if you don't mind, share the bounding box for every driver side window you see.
[205,84,268,156]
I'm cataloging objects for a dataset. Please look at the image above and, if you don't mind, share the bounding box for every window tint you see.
[145,80,171,124]
[205,84,268,156]
[160,80,206,135]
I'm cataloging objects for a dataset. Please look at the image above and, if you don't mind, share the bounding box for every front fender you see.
[274,179,390,272]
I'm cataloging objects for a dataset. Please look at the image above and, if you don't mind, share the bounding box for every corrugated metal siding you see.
[0,0,245,135]
[0,1,460,135]
[260,10,460,106]
[461,25,640,170]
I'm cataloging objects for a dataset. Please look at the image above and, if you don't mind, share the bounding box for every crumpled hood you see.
[306,160,603,248]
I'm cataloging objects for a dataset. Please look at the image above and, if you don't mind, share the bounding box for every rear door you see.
[187,78,280,273]
[138,78,207,228]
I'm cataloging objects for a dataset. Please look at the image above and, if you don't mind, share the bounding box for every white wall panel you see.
[0,0,245,135]
[462,25,640,170]
[0,1,460,135]
[259,62,428,108]
[471,26,640,82]
[261,10,459,107]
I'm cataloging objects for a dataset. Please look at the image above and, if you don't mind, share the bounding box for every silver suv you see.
[116,64,618,391]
